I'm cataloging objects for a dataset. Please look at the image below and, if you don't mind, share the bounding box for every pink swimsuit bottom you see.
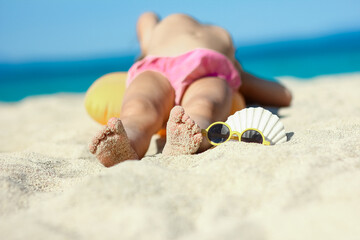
[126,48,241,104]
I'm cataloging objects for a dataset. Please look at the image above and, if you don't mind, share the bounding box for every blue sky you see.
[1,0,360,62]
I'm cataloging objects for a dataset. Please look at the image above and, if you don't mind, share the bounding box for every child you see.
[89,12,292,167]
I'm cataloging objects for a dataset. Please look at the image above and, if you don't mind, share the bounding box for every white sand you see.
[0,73,359,240]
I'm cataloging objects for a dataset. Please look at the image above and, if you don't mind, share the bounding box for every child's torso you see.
[145,14,235,60]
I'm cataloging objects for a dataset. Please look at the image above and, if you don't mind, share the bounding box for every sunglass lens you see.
[241,130,263,144]
[208,124,230,144]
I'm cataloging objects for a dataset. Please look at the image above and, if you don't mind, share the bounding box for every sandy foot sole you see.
[89,118,139,167]
[163,106,203,155]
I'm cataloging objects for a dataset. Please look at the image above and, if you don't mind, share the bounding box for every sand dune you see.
[0,73,359,240]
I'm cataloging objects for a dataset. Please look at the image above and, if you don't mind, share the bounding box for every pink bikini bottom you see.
[126,48,241,104]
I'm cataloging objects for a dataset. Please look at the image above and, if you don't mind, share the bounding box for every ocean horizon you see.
[1,30,360,102]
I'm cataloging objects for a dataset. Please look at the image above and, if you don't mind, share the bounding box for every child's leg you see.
[89,71,175,167]
[163,77,235,154]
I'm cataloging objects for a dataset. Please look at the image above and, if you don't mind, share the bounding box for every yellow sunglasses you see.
[201,121,270,146]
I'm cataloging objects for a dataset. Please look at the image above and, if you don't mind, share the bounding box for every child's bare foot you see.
[89,118,139,167]
[163,106,203,156]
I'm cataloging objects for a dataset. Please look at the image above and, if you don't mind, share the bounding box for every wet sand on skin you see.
[0,73,359,240]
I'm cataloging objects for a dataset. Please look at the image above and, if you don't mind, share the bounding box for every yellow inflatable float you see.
[85,72,245,135]
[85,72,128,125]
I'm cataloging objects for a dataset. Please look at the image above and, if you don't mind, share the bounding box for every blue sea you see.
[1,31,360,102]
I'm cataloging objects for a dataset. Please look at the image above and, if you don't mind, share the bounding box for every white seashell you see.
[225,107,287,145]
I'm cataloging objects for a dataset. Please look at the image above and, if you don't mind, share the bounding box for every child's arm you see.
[136,12,159,56]
[234,60,292,107]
